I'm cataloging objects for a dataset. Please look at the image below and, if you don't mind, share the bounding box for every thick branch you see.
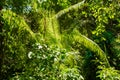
[54,0,85,19]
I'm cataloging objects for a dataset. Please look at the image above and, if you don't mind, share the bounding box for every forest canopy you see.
[0,0,120,80]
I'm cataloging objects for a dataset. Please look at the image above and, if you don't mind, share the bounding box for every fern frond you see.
[71,29,110,67]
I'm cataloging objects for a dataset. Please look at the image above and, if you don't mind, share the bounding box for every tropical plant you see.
[0,0,120,80]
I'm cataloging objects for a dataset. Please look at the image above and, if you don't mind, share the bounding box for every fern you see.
[71,29,110,67]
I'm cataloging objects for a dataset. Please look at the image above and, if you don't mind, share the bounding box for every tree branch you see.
[54,0,85,19]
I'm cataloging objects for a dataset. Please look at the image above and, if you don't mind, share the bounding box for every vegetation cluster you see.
[0,0,120,80]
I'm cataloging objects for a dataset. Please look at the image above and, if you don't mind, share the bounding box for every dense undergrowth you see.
[0,0,120,80]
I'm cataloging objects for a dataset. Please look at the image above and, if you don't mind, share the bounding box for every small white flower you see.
[54,58,57,61]
[28,51,32,59]
[38,45,42,49]
[56,52,60,55]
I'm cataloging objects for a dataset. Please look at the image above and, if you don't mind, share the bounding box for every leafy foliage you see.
[9,43,84,80]
[0,0,120,80]
[97,66,120,80]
